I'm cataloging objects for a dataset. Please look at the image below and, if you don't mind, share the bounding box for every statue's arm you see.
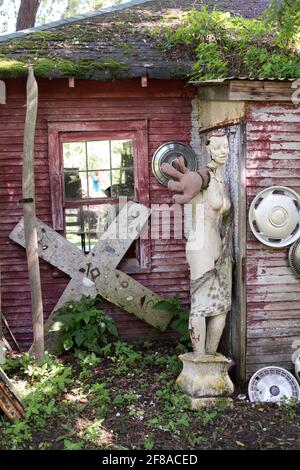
[161,156,210,204]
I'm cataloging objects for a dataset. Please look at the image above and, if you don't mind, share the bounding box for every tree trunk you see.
[22,67,44,360]
[16,0,40,31]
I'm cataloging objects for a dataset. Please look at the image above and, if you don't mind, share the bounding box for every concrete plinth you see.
[176,352,234,408]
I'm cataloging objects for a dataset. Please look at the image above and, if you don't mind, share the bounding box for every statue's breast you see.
[205,179,225,212]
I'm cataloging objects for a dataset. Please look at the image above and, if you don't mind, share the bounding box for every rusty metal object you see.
[0,368,24,421]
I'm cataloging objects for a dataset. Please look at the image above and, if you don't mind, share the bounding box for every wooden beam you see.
[197,80,294,102]
[141,76,148,88]
[68,77,75,88]
[22,67,44,360]
[94,268,173,331]
[229,80,294,101]
[198,84,230,101]
[235,124,247,384]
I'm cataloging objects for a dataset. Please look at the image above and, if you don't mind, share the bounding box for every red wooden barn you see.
[0,0,299,382]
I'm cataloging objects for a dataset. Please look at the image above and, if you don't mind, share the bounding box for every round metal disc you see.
[249,186,300,248]
[248,366,300,403]
[152,141,198,186]
[289,238,300,278]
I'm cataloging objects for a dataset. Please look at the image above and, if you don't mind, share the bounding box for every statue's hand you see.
[161,156,208,204]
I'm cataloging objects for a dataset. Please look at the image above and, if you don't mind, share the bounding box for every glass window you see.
[62,139,135,254]
[63,139,134,201]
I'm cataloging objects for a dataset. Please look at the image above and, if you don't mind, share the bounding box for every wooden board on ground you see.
[0,368,24,421]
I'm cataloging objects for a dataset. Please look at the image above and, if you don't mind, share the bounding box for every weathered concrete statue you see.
[161,130,234,407]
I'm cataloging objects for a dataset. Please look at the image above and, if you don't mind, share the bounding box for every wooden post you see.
[22,67,44,359]
[0,264,2,340]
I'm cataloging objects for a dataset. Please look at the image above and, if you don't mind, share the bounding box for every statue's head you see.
[206,131,229,167]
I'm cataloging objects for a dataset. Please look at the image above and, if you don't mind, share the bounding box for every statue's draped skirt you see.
[190,222,232,318]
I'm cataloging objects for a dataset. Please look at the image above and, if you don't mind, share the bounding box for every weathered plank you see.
[94,268,173,331]
[246,102,300,377]
[22,67,44,359]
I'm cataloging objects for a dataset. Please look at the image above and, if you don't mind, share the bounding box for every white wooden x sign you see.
[9,202,173,351]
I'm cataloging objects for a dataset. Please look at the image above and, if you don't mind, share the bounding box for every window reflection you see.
[63,139,135,253]
[63,139,134,200]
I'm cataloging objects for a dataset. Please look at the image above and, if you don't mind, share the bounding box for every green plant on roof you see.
[155,6,300,80]
[0,55,129,79]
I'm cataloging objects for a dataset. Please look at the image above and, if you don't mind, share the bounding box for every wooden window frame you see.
[48,118,151,270]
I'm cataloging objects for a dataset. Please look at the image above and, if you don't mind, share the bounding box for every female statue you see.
[161,131,232,355]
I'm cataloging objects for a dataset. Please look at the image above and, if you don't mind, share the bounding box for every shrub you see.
[53,295,118,354]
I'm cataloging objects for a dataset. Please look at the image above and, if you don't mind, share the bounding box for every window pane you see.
[111,169,134,197]
[65,207,89,252]
[65,205,119,252]
[111,140,133,168]
[88,171,111,198]
[87,141,110,170]
[63,142,86,170]
[64,170,88,201]
[88,204,118,243]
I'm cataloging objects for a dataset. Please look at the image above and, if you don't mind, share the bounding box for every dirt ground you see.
[1,342,300,450]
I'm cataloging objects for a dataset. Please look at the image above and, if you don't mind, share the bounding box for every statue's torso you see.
[186,174,231,280]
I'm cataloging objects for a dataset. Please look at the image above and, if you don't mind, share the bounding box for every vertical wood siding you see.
[246,102,300,377]
[0,78,195,349]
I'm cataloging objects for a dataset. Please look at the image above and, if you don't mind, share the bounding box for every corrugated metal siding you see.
[0,78,195,350]
[246,103,300,377]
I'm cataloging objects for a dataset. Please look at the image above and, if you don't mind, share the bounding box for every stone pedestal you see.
[176,352,234,409]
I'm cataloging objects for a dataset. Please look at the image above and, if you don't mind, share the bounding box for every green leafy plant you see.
[144,436,154,450]
[153,6,300,80]
[263,0,300,48]
[52,295,118,353]
[154,296,190,344]
[112,341,142,366]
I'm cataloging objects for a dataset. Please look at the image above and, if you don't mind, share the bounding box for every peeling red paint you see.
[245,102,300,377]
[0,78,195,350]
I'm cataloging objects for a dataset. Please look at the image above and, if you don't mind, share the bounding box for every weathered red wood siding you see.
[0,78,195,349]
[246,102,300,377]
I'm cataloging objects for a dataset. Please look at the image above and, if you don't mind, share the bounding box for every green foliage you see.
[243,46,300,78]
[155,6,300,80]
[0,353,74,449]
[63,439,84,450]
[112,340,142,366]
[155,296,190,344]
[263,0,300,48]
[192,43,228,81]
[88,383,110,417]
[143,436,154,450]
[52,295,118,354]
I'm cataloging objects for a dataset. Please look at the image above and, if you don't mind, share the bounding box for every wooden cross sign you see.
[10,202,173,351]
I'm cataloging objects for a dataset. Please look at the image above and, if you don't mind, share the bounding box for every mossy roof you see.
[0,0,271,81]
